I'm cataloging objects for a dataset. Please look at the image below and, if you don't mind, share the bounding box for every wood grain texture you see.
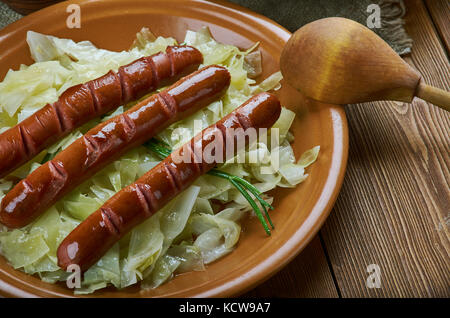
[244,235,339,298]
[425,0,450,54]
[280,17,422,105]
[320,0,450,297]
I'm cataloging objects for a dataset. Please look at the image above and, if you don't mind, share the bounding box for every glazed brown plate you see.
[0,0,348,297]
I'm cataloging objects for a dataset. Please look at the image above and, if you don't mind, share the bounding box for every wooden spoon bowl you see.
[280,17,450,111]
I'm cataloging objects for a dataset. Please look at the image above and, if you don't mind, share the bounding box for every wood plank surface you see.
[320,0,450,297]
[425,0,450,54]
[244,235,339,298]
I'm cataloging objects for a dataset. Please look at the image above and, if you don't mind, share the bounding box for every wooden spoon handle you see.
[416,81,450,112]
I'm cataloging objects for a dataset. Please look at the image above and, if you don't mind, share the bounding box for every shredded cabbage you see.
[0,27,319,293]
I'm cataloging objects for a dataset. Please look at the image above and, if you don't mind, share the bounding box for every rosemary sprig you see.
[144,139,274,235]
[229,178,270,235]
[208,169,274,230]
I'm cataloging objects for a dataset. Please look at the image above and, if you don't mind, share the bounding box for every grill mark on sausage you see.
[62,85,92,121]
[162,161,180,192]
[216,118,243,162]
[48,160,68,181]
[86,81,100,114]
[51,102,66,132]
[120,114,136,140]
[236,112,253,130]
[193,126,226,170]
[34,111,47,131]
[166,48,175,77]
[186,143,202,174]
[101,207,120,236]
[210,126,226,165]
[112,72,123,104]
[134,183,156,217]
[83,135,99,153]
[147,57,160,88]
[158,92,177,118]
[188,140,202,166]
[216,117,243,141]
[17,126,31,157]
[22,180,33,192]
[83,135,101,167]
[116,70,128,104]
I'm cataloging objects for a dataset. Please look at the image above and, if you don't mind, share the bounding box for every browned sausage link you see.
[0,45,203,178]
[0,65,230,229]
[57,92,281,272]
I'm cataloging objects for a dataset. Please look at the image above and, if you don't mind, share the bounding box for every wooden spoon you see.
[280,17,450,112]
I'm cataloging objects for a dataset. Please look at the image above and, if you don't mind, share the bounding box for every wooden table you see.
[245,0,450,298]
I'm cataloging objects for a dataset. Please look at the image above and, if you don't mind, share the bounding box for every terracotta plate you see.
[0,0,348,297]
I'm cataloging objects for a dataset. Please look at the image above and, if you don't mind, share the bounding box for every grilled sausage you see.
[0,45,203,178]
[0,65,231,229]
[57,92,281,272]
